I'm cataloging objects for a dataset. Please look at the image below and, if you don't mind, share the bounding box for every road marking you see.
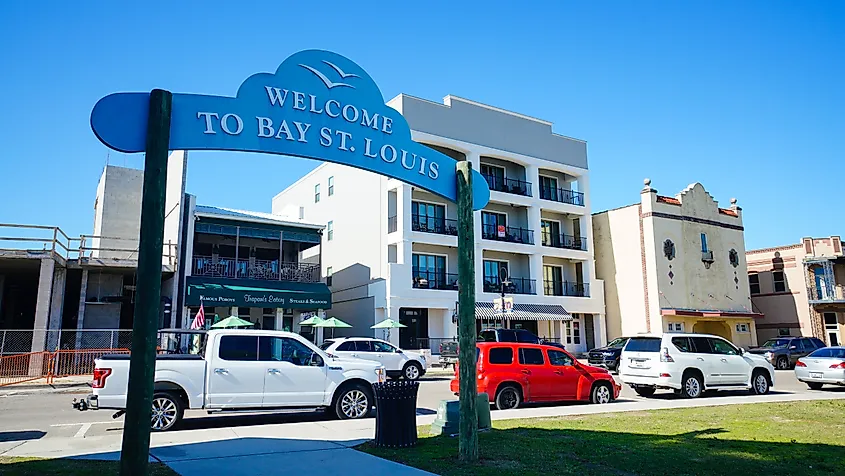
[74,423,92,438]
[50,422,113,427]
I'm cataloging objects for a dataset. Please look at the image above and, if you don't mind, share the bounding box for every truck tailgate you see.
[93,354,207,410]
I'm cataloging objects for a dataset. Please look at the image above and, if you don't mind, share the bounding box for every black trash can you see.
[372,380,420,448]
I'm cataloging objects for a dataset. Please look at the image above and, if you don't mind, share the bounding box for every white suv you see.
[619,333,775,398]
[320,338,427,381]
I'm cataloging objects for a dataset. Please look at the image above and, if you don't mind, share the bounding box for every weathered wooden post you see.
[455,161,479,462]
[119,89,172,476]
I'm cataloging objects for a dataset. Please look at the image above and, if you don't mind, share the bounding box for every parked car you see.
[450,342,620,410]
[795,346,845,389]
[619,333,775,398]
[73,330,386,431]
[587,337,631,372]
[478,328,541,344]
[320,337,427,381]
[747,336,826,370]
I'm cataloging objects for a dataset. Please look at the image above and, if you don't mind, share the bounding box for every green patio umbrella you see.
[210,315,255,329]
[299,314,325,326]
[314,317,352,338]
[371,318,406,341]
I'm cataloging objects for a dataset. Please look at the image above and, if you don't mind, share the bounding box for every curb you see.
[0,382,90,396]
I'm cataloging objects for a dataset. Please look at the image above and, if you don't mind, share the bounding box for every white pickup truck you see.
[73,329,386,431]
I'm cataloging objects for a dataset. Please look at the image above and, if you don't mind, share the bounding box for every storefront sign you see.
[90,50,490,209]
[186,280,331,309]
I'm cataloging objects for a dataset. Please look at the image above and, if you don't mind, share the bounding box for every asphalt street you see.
[1,370,841,442]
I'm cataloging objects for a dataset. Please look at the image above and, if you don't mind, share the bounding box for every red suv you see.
[450,342,621,410]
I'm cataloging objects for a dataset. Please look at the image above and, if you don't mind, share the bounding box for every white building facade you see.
[273,95,606,355]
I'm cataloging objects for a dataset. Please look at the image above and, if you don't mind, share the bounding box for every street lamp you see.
[499,266,511,328]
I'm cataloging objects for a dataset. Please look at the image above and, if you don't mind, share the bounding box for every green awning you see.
[186,277,331,309]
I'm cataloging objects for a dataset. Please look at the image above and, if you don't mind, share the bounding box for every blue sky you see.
[1,1,842,250]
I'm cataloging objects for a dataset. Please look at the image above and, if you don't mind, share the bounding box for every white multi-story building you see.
[272,95,606,355]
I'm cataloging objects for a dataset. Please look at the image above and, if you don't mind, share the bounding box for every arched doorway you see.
[692,320,731,340]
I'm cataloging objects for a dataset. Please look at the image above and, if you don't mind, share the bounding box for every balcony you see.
[411,215,458,236]
[412,270,459,290]
[482,174,532,197]
[192,256,320,283]
[483,277,536,295]
[481,224,534,245]
[540,186,585,206]
[388,216,397,233]
[541,233,588,251]
[543,280,590,297]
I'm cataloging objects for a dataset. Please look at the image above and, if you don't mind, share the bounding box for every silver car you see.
[794,346,845,390]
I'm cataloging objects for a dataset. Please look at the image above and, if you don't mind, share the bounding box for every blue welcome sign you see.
[90,49,490,209]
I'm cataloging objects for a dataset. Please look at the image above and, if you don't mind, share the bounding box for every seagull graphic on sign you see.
[299,63,356,89]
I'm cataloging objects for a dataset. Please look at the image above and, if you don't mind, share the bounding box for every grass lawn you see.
[0,457,179,475]
[360,400,845,476]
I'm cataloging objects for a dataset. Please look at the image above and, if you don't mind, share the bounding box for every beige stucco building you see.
[593,180,759,348]
[747,236,844,346]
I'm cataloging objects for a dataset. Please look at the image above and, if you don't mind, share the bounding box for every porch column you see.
[75,269,89,349]
[594,313,607,347]
[47,266,67,349]
[524,164,539,199]
[30,258,56,353]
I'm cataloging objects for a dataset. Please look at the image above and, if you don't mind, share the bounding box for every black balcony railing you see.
[482,174,532,197]
[411,214,458,236]
[192,256,320,283]
[543,280,590,297]
[483,277,536,295]
[412,270,459,290]
[388,216,397,233]
[541,233,588,251]
[481,224,534,244]
[539,186,585,206]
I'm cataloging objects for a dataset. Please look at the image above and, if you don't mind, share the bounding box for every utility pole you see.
[120,89,172,476]
[455,161,478,462]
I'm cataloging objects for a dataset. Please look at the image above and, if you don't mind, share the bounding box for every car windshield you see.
[318,341,334,351]
[761,339,790,348]
[607,338,628,349]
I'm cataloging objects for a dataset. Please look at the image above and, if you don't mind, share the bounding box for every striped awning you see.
[475,302,572,321]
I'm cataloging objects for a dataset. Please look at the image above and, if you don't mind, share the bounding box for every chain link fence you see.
[0,329,135,356]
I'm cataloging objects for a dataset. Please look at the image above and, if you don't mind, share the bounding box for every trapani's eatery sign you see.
[90,49,490,208]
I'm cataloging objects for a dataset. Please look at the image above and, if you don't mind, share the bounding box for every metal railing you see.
[412,270,459,290]
[541,233,588,251]
[543,280,590,297]
[79,235,177,267]
[192,256,320,282]
[0,329,135,357]
[483,277,536,295]
[388,216,398,233]
[539,186,585,206]
[481,224,535,244]
[411,215,458,236]
[482,174,532,197]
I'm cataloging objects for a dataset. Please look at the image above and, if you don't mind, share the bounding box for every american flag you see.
[190,303,206,330]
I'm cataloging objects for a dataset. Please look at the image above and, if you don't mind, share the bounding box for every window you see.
[540,220,561,246]
[218,336,258,361]
[326,266,333,277]
[373,341,396,353]
[777,328,791,337]
[488,347,513,365]
[709,338,738,355]
[700,233,708,252]
[735,323,750,333]
[667,322,684,333]
[327,221,333,241]
[540,175,558,200]
[412,201,447,232]
[258,336,318,366]
[689,337,713,353]
[518,348,545,365]
[547,349,574,366]
[481,211,507,238]
[749,274,760,295]
[299,206,305,220]
[412,253,446,285]
[515,330,539,343]
[314,184,320,203]
[773,271,786,293]
[543,265,563,296]
[564,320,580,344]
[809,347,845,359]
[319,340,335,351]
[336,341,355,351]
[328,176,334,196]
[671,337,692,353]
[483,260,508,286]
[624,337,661,353]
[481,164,506,191]
[354,340,373,352]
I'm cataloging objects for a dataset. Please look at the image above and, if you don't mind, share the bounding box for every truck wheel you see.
[403,362,422,381]
[634,386,656,398]
[151,392,184,432]
[776,356,789,370]
[335,384,373,420]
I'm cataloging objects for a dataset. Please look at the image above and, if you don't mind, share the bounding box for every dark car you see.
[478,328,541,344]
[587,337,630,372]
[747,336,826,370]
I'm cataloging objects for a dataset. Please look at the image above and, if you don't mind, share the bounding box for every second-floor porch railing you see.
[483,277,536,295]
[482,174,532,197]
[411,215,458,236]
[539,186,585,206]
[412,269,459,290]
[192,256,320,283]
[543,280,590,297]
[481,224,535,245]
[541,233,588,251]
